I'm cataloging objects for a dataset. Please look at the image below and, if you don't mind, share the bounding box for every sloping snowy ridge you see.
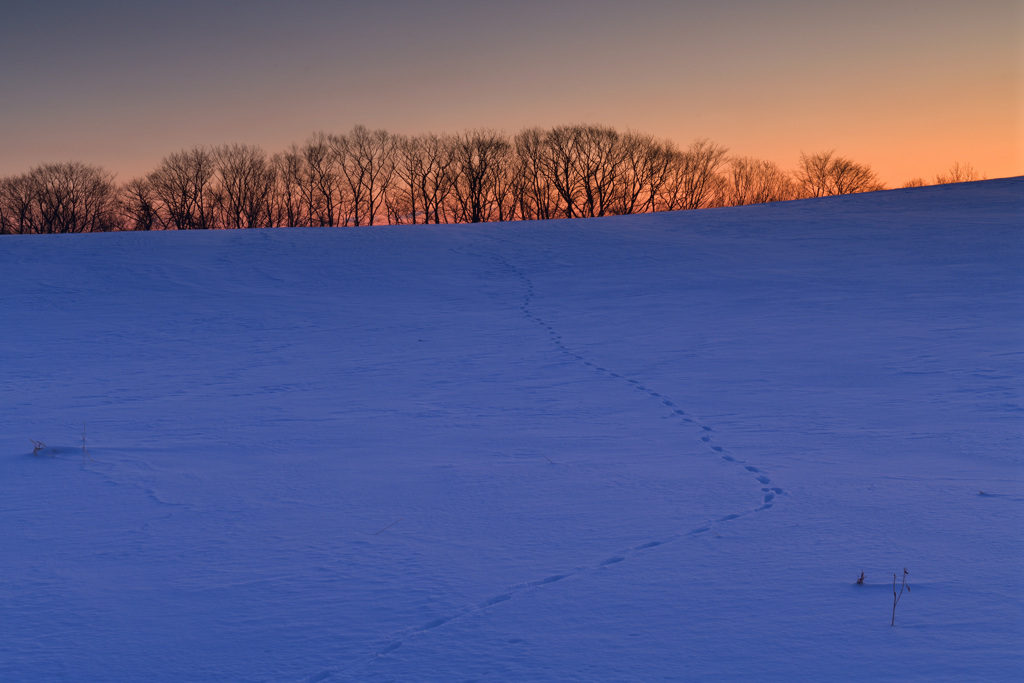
[1,178,1021,681]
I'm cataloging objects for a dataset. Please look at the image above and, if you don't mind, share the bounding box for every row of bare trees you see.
[0,162,122,234]
[0,124,976,234]
[902,162,985,188]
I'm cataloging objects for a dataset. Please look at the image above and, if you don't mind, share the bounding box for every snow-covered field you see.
[1,178,1021,681]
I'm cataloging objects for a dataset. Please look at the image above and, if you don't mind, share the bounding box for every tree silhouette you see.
[796,150,883,198]
[449,130,512,224]
[0,162,120,234]
[6,122,971,235]
[147,148,217,230]
[725,157,796,206]
[213,144,277,230]
[935,162,983,184]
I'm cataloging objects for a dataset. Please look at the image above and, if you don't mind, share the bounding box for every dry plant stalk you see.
[892,567,910,626]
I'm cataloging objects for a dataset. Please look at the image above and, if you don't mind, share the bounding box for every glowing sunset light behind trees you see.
[0,0,1017,189]
[0,122,990,234]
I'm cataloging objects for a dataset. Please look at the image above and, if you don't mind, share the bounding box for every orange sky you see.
[1,0,1019,186]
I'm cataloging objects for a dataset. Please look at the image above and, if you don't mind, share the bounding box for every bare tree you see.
[831,157,884,195]
[795,150,883,198]
[513,128,559,220]
[0,173,38,234]
[724,157,796,206]
[490,139,519,223]
[148,148,217,229]
[676,138,729,210]
[120,177,158,230]
[1,162,122,233]
[615,132,662,215]
[387,133,459,225]
[935,162,984,184]
[212,144,277,229]
[419,133,457,224]
[389,133,463,225]
[540,125,583,218]
[333,125,396,226]
[299,132,345,227]
[654,139,729,211]
[794,150,834,198]
[0,184,8,234]
[448,130,512,223]
[388,134,424,224]
[270,145,310,227]
[44,162,121,232]
[573,125,625,218]
[535,124,626,219]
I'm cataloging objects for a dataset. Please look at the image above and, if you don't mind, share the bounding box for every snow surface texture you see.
[1,179,1021,681]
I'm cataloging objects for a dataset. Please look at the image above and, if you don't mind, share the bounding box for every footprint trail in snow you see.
[318,247,787,682]
[489,251,786,512]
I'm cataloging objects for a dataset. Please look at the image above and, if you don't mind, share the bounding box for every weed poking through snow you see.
[892,567,910,626]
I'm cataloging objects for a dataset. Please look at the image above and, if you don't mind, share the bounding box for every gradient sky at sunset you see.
[1,0,1019,186]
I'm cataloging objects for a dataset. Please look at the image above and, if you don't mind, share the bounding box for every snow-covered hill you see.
[1,179,1021,681]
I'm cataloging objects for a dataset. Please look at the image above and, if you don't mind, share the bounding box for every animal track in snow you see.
[422,617,452,630]
[538,574,567,585]
[483,593,512,606]
[484,250,787,511]
[326,246,791,682]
